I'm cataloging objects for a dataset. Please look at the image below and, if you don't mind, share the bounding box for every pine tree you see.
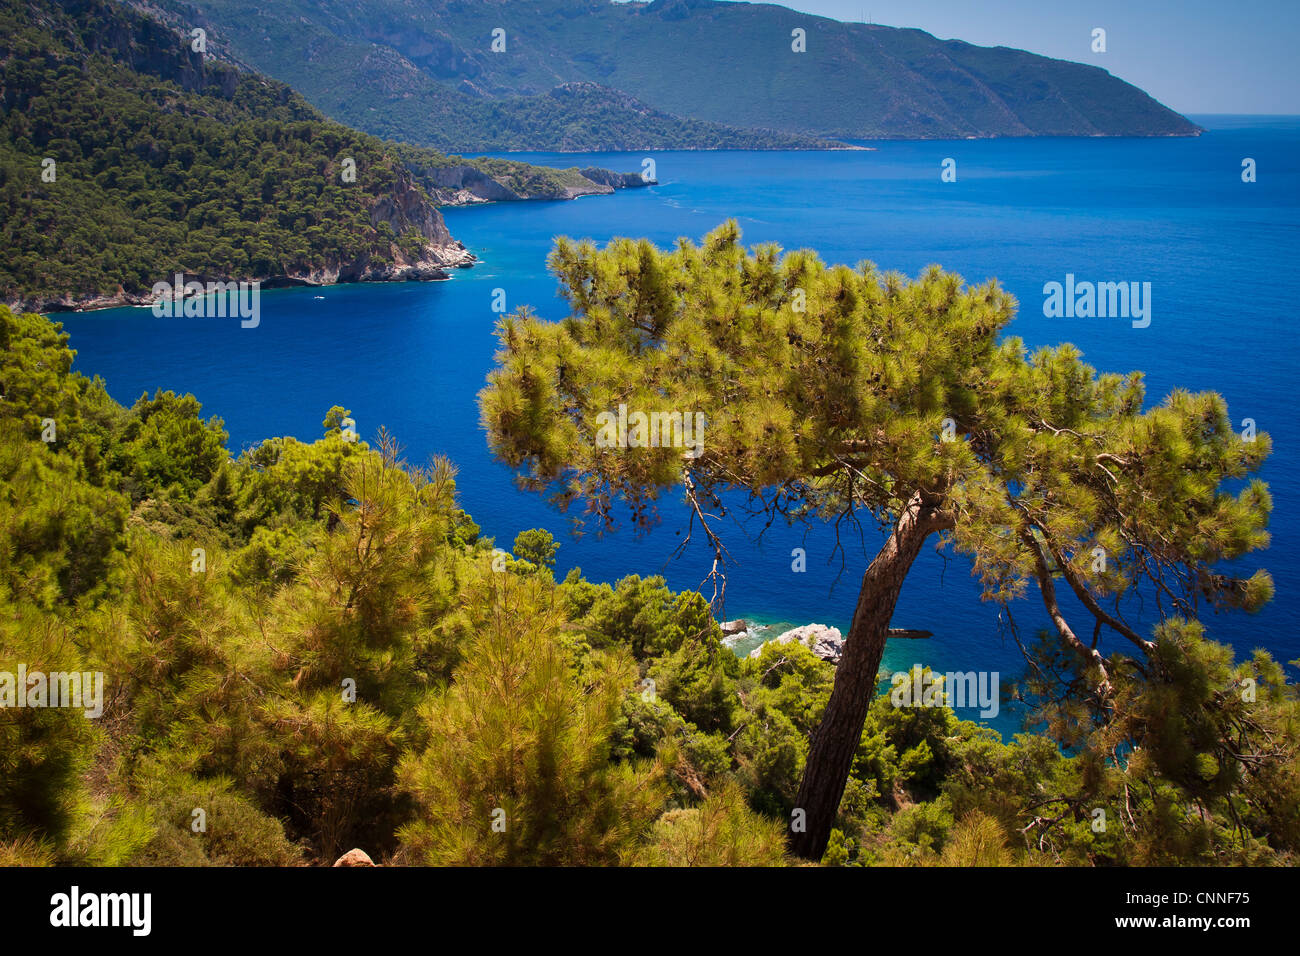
[479,223,1273,859]
[397,573,665,865]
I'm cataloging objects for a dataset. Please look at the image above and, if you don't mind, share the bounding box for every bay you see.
[55,116,1300,734]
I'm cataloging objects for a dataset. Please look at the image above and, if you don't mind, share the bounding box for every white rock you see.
[748,624,844,664]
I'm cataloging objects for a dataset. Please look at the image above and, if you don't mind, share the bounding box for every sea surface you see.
[54,116,1300,735]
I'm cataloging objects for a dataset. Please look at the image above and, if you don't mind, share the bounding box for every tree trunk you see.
[789,492,948,861]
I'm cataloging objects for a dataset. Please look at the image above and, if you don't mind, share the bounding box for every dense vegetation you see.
[480,223,1294,860]
[171,0,1199,149]
[0,0,438,308]
[0,0,646,310]
[0,0,1289,872]
[318,78,837,154]
[500,83,840,153]
[2,299,1296,867]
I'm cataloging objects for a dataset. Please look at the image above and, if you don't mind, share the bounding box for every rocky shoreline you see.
[723,619,933,665]
[8,155,653,314]
[7,243,478,315]
[417,162,653,206]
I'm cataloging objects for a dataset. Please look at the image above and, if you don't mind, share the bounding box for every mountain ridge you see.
[166,0,1201,150]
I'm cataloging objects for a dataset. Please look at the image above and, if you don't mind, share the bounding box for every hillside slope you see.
[169,0,1199,148]
[0,0,652,311]
[125,0,839,151]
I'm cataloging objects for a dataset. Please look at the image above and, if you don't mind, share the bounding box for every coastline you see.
[7,246,478,316]
[9,165,655,316]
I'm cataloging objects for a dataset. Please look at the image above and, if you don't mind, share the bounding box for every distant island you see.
[0,0,652,313]
[156,0,1202,151]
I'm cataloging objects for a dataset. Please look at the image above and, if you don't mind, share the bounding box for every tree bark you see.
[789,491,950,861]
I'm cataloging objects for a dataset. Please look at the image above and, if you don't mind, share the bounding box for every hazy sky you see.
[712,0,1298,114]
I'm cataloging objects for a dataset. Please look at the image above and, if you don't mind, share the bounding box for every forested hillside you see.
[165,0,1200,149]
[0,0,650,312]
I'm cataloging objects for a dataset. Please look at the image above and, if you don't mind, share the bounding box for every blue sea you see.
[54,116,1300,735]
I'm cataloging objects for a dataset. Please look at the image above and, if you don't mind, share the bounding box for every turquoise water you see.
[54,117,1300,735]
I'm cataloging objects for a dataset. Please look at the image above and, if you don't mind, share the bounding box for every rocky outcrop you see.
[263,166,476,286]
[743,624,934,664]
[369,166,458,246]
[412,161,652,206]
[332,848,376,867]
[418,165,526,203]
[749,624,845,664]
[579,167,652,189]
[7,287,150,313]
[258,245,473,287]
[85,3,242,99]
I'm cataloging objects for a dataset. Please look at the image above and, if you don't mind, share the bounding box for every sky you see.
[712,0,1298,114]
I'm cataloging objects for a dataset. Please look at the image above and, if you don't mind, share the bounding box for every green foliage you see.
[626,782,791,866]
[0,303,1295,869]
[0,0,414,304]
[117,391,229,501]
[0,605,99,847]
[0,833,56,866]
[235,433,364,532]
[481,225,1277,859]
[396,576,666,865]
[566,573,718,659]
[481,226,1271,642]
[229,525,304,590]
[511,527,559,571]
[124,762,303,866]
[0,432,126,606]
